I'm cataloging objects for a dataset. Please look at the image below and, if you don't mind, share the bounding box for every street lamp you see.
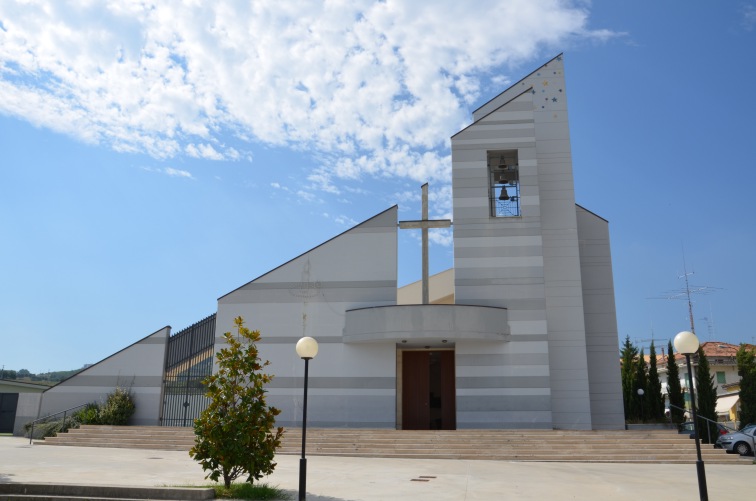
[674,330,708,501]
[296,336,318,501]
[637,388,645,422]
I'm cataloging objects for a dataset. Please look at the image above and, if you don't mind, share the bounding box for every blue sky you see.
[2,1,755,373]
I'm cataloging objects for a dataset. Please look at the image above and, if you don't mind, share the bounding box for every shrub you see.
[75,402,101,425]
[98,387,136,425]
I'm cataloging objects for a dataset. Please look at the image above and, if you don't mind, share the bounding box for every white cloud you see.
[141,165,194,179]
[0,0,612,187]
[186,143,224,160]
[164,167,194,179]
[744,5,756,30]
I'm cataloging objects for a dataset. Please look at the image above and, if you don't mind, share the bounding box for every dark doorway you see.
[401,350,456,430]
[0,393,19,433]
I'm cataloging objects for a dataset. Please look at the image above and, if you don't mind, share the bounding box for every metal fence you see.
[161,313,215,427]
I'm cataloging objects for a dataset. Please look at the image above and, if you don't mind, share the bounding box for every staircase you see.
[39,425,749,464]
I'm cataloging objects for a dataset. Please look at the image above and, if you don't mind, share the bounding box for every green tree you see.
[666,340,685,424]
[694,347,718,443]
[633,348,648,422]
[620,336,639,420]
[646,342,665,421]
[736,344,756,427]
[190,317,284,489]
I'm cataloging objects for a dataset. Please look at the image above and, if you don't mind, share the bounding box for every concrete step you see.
[38,425,748,464]
[0,483,213,500]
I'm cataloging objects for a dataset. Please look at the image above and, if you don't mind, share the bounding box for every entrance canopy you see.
[343,304,509,346]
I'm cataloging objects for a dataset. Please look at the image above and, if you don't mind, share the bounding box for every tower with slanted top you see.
[451,54,623,429]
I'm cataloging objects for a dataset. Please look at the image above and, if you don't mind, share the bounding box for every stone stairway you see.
[39,425,750,464]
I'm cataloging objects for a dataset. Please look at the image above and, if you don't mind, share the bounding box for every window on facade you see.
[488,150,520,217]
[716,371,726,384]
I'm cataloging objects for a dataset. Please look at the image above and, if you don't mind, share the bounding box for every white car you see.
[716,424,756,456]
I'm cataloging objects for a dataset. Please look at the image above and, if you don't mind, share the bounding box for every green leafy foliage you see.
[190,317,284,489]
[75,402,101,425]
[97,387,136,425]
[24,388,135,440]
[211,482,289,500]
[736,344,756,427]
[23,416,79,439]
[694,348,718,443]
[666,340,685,424]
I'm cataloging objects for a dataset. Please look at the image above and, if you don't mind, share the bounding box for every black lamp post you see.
[637,388,645,422]
[296,336,318,501]
[674,330,708,501]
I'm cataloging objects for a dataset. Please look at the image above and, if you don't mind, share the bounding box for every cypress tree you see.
[736,344,756,427]
[694,347,718,444]
[620,336,639,421]
[647,341,665,421]
[666,340,685,424]
[633,348,648,422]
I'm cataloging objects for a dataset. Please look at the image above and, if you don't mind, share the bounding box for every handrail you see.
[667,403,736,444]
[27,403,90,444]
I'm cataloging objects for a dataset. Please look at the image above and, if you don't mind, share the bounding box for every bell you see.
[499,187,510,201]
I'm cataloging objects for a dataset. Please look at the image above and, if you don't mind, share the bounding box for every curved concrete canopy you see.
[343,304,509,345]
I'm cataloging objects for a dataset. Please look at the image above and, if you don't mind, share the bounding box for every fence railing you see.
[26,403,90,444]
[667,403,736,444]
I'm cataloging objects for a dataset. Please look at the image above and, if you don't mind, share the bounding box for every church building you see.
[17,55,624,435]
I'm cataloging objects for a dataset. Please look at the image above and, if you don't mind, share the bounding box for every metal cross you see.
[398,183,452,304]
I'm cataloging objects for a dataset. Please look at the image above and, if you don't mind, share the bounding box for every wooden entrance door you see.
[401,351,456,430]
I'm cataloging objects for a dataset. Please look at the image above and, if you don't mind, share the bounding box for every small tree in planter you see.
[190,317,284,489]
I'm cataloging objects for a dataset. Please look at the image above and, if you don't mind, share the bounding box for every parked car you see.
[716,424,756,456]
[677,421,729,440]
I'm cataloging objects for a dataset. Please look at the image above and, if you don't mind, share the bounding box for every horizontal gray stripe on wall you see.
[457,395,551,412]
[453,296,547,311]
[455,127,536,141]
[453,226,544,238]
[478,99,534,114]
[455,245,544,259]
[348,224,396,233]
[453,298,546,311]
[268,377,395,390]
[456,376,551,389]
[57,376,162,388]
[453,141,537,151]
[240,280,396,291]
[456,353,549,366]
[455,274,544,285]
[252,336,344,345]
[220,287,396,304]
[137,337,168,345]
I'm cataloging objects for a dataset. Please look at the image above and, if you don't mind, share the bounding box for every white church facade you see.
[16,55,625,434]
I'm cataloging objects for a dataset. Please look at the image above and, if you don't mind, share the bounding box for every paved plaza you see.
[0,436,753,500]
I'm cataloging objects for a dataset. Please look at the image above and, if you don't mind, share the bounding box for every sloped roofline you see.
[451,53,564,139]
[218,205,399,300]
[43,325,171,392]
[576,203,609,223]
